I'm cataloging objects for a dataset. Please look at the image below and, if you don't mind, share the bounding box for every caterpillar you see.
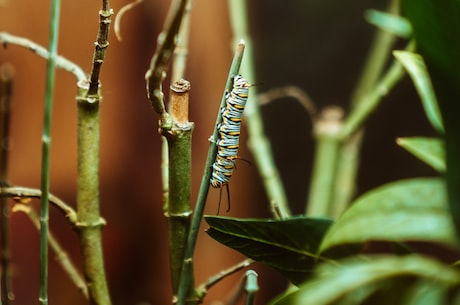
[210,75,251,212]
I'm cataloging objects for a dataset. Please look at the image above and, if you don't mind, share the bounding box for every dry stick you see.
[176,41,246,305]
[0,63,14,304]
[0,32,86,82]
[12,204,88,299]
[75,1,113,304]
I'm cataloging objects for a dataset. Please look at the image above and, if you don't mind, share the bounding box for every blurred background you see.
[0,0,438,304]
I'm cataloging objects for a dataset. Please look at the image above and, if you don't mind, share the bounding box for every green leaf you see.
[396,137,445,172]
[401,0,460,238]
[393,51,444,133]
[205,216,333,285]
[365,10,412,37]
[271,255,460,305]
[320,178,457,254]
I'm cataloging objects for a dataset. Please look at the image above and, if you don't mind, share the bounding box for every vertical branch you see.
[0,64,14,304]
[76,1,113,304]
[39,0,60,303]
[228,0,290,218]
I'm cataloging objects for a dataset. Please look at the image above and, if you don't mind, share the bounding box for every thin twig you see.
[0,63,14,304]
[197,259,254,293]
[0,186,78,224]
[114,0,143,42]
[257,86,318,123]
[0,32,86,82]
[12,205,88,299]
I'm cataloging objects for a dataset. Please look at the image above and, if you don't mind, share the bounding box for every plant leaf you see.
[319,177,457,254]
[396,137,445,172]
[205,216,333,285]
[401,0,460,239]
[365,10,412,37]
[271,255,460,305]
[393,51,444,133]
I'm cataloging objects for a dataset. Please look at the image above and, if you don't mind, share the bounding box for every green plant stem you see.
[228,0,290,218]
[176,41,245,305]
[306,107,344,217]
[244,270,259,305]
[73,2,113,304]
[39,1,60,303]
[165,80,195,298]
[0,63,14,304]
[12,204,88,298]
[331,0,399,217]
[341,41,414,140]
[0,32,86,82]
[76,84,111,305]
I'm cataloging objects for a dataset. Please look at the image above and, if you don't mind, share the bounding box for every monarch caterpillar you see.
[210,75,252,212]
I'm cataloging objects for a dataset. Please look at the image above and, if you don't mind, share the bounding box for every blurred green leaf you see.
[271,255,460,305]
[319,178,457,254]
[396,137,445,172]
[205,216,333,285]
[393,51,444,133]
[365,9,412,37]
[401,0,460,238]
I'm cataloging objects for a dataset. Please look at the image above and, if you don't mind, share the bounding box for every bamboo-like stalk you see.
[228,0,290,218]
[306,107,344,216]
[39,1,60,303]
[176,41,246,305]
[166,80,195,298]
[76,82,111,305]
[74,2,113,304]
[0,63,14,304]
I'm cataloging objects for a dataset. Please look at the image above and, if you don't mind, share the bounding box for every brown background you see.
[0,0,437,304]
